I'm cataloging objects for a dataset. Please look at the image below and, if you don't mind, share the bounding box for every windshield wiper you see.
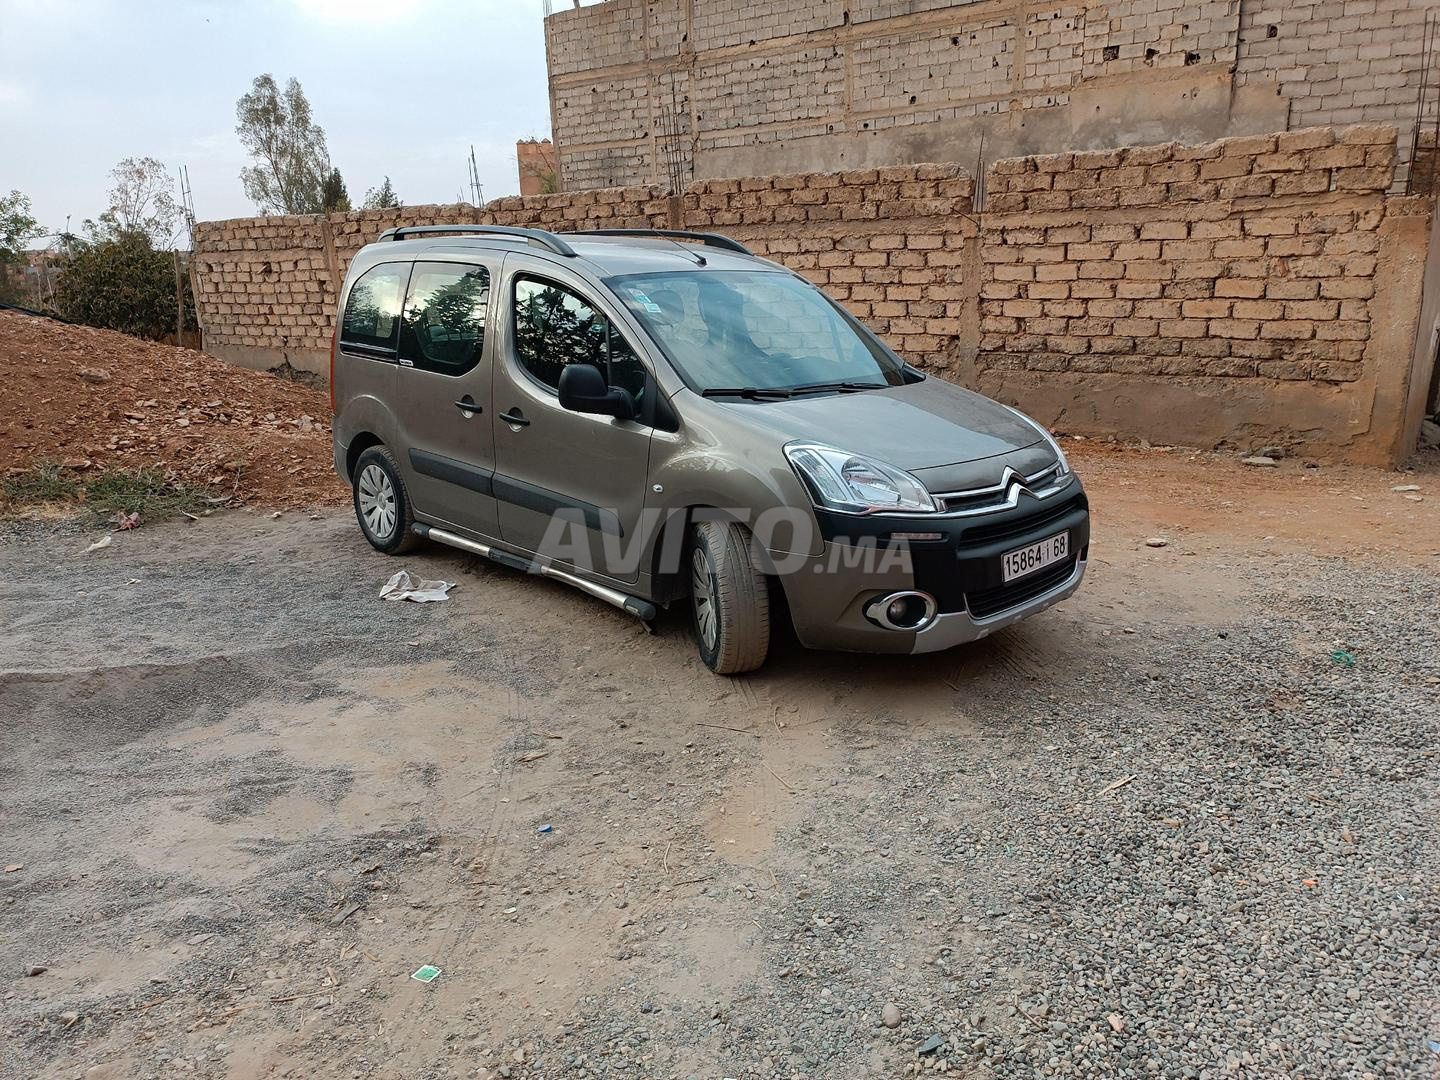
[700,386,795,399]
[786,380,888,395]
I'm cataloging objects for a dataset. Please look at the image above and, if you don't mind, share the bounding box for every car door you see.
[390,258,502,539]
[336,259,407,447]
[491,266,655,584]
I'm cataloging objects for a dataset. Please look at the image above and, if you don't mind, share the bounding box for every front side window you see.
[341,262,407,351]
[399,262,490,376]
[513,277,647,398]
[610,270,906,392]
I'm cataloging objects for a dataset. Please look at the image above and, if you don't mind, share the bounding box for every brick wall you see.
[191,125,1432,464]
[544,0,1437,193]
[516,139,559,198]
[980,125,1397,385]
[684,164,977,360]
[191,192,671,364]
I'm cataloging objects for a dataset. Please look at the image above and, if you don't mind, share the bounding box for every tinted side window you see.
[399,262,490,376]
[513,277,646,397]
[341,263,407,351]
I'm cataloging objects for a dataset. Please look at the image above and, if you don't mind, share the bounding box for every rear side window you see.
[341,262,408,352]
[398,262,490,376]
[513,277,646,397]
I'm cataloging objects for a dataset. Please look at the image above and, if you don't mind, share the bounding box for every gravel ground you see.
[1,463,1437,1080]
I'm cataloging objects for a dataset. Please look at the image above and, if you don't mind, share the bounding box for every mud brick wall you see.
[979,125,1397,385]
[192,128,1433,464]
[683,164,977,360]
[191,168,972,373]
[191,191,671,370]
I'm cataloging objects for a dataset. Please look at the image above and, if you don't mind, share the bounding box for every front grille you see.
[965,556,1078,619]
[960,494,1086,547]
[937,464,1062,514]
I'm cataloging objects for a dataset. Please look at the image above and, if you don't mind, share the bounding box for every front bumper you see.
[910,555,1086,653]
[776,474,1090,655]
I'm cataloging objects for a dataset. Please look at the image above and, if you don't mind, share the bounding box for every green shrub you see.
[54,231,196,340]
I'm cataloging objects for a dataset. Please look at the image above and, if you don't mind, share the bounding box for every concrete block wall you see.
[543,0,1438,194]
[1236,0,1431,129]
[191,125,1433,463]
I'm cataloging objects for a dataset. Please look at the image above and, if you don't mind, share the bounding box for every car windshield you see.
[608,270,907,393]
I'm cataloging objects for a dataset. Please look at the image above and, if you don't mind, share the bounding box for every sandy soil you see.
[1,448,1437,1080]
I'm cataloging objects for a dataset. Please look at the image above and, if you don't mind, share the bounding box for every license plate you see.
[1001,531,1069,583]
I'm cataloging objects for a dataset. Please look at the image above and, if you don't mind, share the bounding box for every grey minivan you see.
[331,226,1088,673]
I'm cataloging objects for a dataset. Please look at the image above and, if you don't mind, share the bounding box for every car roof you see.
[356,232,779,278]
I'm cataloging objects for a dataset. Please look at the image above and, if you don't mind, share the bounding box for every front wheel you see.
[352,445,419,554]
[689,520,770,674]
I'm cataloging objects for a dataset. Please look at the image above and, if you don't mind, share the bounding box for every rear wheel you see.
[689,520,770,674]
[352,445,418,554]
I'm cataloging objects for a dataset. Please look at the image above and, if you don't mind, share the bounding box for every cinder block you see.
[1207,319,1261,339]
[1277,127,1337,152]
[1124,142,1179,166]
[1214,277,1267,298]
[1260,320,1317,339]
[1338,123,1398,145]
[1182,299,1232,318]
[1140,221,1188,241]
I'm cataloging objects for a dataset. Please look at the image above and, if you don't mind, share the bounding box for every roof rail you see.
[377,224,577,258]
[578,229,754,256]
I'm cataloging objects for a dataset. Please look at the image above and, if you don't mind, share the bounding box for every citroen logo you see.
[999,466,1037,502]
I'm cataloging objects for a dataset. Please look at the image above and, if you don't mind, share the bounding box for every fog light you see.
[865,590,938,632]
[888,596,919,625]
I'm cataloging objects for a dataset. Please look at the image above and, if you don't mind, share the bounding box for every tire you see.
[352,445,419,554]
[689,519,770,674]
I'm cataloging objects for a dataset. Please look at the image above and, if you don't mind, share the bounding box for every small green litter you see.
[410,965,442,984]
[1330,650,1356,668]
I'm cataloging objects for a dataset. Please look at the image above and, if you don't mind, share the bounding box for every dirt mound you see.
[0,310,344,508]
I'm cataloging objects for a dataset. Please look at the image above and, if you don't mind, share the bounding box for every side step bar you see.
[413,523,657,622]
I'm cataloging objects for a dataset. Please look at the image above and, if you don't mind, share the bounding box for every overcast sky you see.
[0,0,554,240]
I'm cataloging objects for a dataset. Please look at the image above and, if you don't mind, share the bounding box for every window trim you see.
[339,260,412,358]
[397,259,493,378]
[509,272,647,398]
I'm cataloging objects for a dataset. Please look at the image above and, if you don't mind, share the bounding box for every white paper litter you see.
[380,570,455,603]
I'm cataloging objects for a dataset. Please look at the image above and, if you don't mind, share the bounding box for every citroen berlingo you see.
[331,226,1088,673]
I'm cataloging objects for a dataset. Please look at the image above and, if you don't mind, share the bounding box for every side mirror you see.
[558,363,636,420]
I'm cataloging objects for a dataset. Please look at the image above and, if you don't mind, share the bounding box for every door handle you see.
[499,409,530,427]
[453,398,482,415]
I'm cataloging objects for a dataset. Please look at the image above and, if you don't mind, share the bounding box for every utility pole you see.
[177,166,197,248]
[174,250,184,345]
[468,146,484,207]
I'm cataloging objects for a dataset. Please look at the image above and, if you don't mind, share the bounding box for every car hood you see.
[703,378,1057,492]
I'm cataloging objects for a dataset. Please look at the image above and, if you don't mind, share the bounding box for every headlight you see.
[1001,404,1071,477]
[784,442,937,515]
